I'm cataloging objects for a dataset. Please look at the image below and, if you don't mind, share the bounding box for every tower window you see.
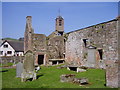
[59,20,62,22]
[59,20,62,26]
[59,23,62,26]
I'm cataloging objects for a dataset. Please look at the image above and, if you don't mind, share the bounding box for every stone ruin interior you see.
[21,15,120,88]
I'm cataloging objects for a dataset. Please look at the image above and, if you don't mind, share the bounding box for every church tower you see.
[24,16,34,53]
[55,15,64,35]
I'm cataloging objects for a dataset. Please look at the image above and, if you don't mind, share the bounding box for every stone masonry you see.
[24,15,120,87]
[66,19,118,68]
[24,16,65,66]
[65,17,120,88]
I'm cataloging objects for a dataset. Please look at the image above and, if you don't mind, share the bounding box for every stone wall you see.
[65,19,118,69]
[31,33,65,65]
[47,36,65,59]
[32,34,47,65]
[105,60,119,88]
[32,34,47,51]
[118,16,120,88]
[105,16,120,88]
[1,56,24,64]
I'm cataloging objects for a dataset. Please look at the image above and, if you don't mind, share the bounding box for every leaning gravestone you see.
[16,62,23,77]
[21,50,36,82]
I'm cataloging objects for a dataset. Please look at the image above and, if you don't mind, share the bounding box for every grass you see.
[1,63,14,67]
[2,64,110,88]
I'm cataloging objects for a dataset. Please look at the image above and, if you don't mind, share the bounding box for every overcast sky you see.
[2,2,118,39]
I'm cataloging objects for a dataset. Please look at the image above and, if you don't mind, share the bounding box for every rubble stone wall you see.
[1,56,24,64]
[47,36,65,59]
[32,34,47,65]
[66,19,118,69]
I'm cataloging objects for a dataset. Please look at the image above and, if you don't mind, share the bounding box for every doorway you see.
[38,55,44,65]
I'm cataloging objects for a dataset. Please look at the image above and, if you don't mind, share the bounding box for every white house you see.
[0,40,24,56]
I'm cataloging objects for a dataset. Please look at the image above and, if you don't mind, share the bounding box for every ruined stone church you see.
[24,15,120,88]
[24,16,65,66]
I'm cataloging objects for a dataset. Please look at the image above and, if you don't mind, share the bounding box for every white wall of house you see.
[15,52,24,56]
[0,42,15,56]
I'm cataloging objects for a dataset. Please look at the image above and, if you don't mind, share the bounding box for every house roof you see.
[1,40,24,52]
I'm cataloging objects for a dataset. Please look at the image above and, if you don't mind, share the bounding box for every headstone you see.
[87,45,96,68]
[21,50,36,82]
[16,62,23,77]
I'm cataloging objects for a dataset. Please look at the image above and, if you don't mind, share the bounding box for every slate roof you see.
[1,40,24,52]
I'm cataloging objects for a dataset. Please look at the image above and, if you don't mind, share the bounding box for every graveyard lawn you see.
[2,65,109,88]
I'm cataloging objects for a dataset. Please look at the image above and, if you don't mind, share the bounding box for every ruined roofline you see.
[26,16,32,18]
[67,18,117,34]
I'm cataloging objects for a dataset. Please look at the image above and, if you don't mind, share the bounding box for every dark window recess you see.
[83,39,88,47]
[7,51,12,54]
[59,23,62,26]
[64,39,66,43]
[69,67,77,71]
[59,20,62,26]
[0,51,3,55]
[101,25,104,28]
[57,33,61,36]
[59,61,64,64]
[52,61,57,65]
[59,20,62,22]
[38,55,44,65]
[98,49,103,60]
[4,44,8,48]
[58,32,63,36]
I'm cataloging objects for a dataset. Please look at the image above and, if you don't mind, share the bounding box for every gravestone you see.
[21,50,36,82]
[87,45,96,68]
[16,62,23,77]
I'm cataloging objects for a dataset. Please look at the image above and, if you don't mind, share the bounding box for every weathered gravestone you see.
[16,62,23,77]
[21,50,36,82]
[87,45,96,68]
